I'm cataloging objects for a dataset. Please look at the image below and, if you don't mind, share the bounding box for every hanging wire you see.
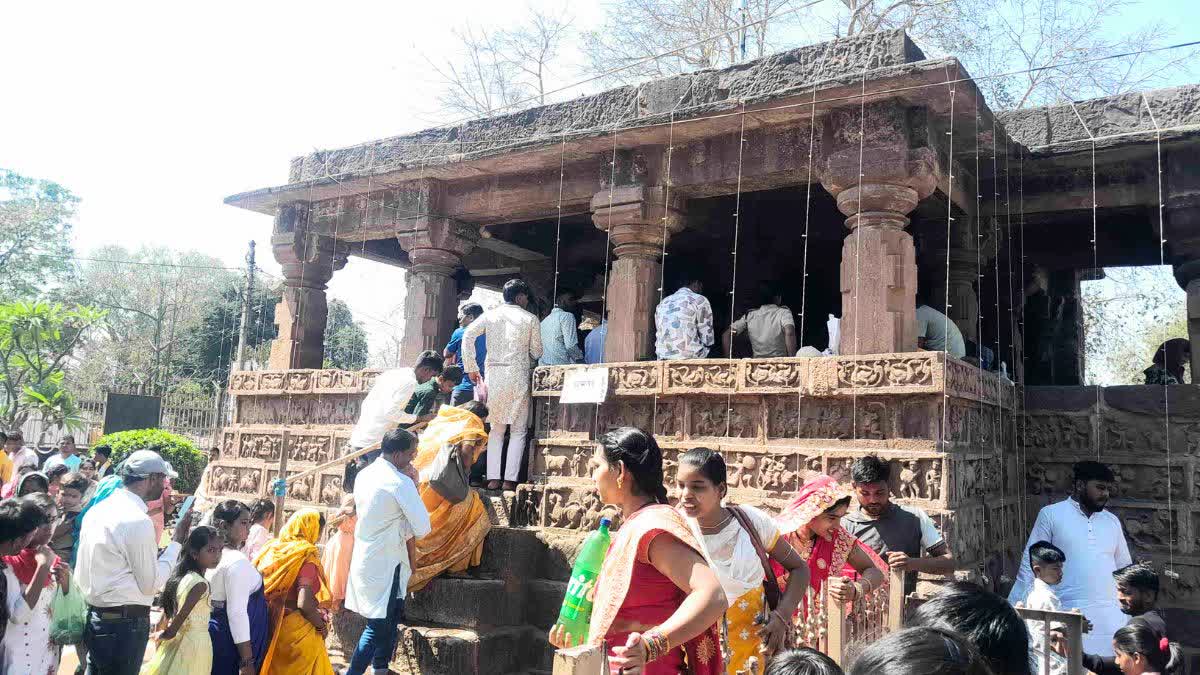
[974,93,987,513]
[543,137,569,442]
[651,109,679,434]
[1017,141,1029,532]
[593,124,621,434]
[795,85,820,445]
[724,102,748,439]
[941,63,958,455]
[1141,92,1178,577]
[992,119,1003,469]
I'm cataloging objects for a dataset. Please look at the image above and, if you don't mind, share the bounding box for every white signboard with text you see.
[560,368,609,404]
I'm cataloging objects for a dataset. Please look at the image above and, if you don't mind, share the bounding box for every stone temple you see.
[220,30,1200,673]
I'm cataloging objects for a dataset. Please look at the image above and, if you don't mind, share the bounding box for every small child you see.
[242,498,275,560]
[51,472,90,565]
[141,525,223,675]
[766,648,845,675]
[3,493,70,674]
[1024,540,1068,675]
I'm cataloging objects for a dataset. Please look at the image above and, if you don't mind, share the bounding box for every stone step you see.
[476,526,587,582]
[407,577,524,628]
[525,579,567,630]
[391,624,553,675]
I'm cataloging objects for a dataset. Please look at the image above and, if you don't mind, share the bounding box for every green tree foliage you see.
[92,428,208,493]
[1083,266,1186,385]
[0,168,77,299]
[0,300,105,429]
[179,283,279,385]
[68,245,241,393]
[324,299,368,371]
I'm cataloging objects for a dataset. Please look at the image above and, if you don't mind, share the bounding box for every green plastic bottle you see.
[555,517,612,644]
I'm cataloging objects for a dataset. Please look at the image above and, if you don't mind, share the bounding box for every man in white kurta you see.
[462,279,543,490]
[344,428,432,675]
[1009,461,1131,656]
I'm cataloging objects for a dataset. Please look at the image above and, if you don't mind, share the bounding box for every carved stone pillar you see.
[819,102,940,355]
[269,203,347,369]
[591,186,684,362]
[396,179,478,364]
[1167,195,1200,382]
[922,226,980,345]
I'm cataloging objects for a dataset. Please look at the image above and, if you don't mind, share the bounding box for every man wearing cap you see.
[77,449,194,674]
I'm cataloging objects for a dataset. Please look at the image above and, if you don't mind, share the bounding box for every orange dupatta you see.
[253,509,332,673]
[588,504,723,675]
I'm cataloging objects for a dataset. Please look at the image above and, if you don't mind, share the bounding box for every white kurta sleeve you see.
[226,557,261,644]
[1114,519,1132,568]
[1009,507,1054,604]
[395,475,432,539]
[529,314,543,362]
[462,318,486,374]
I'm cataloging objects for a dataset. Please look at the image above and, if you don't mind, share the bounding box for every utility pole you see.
[235,241,257,371]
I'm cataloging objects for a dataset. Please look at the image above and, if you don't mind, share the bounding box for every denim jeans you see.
[84,610,151,675]
[346,565,406,675]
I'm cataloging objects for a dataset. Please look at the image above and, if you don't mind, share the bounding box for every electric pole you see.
[235,240,256,371]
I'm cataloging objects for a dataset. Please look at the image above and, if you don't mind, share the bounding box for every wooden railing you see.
[1015,606,1086,675]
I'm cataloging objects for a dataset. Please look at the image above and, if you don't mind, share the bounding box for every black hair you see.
[0,431,6,443]
[456,400,489,420]
[162,525,222,619]
[757,283,781,307]
[556,288,578,303]
[5,430,22,443]
[1113,561,1160,594]
[80,458,96,469]
[442,365,464,382]
[61,472,91,494]
[0,499,42,546]
[851,455,891,485]
[381,427,418,455]
[1029,540,1066,567]
[503,279,533,304]
[17,496,50,531]
[211,499,250,547]
[678,447,726,486]
[250,498,276,524]
[24,492,57,521]
[93,445,112,458]
[61,434,76,444]
[677,273,703,290]
[415,354,445,374]
[1073,460,1115,483]
[824,496,852,515]
[849,626,992,675]
[599,427,669,504]
[908,581,1032,675]
[45,463,71,481]
[461,302,484,319]
[766,647,845,675]
[1113,618,1180,674]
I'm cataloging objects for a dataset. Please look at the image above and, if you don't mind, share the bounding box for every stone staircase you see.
[331,496,586,675]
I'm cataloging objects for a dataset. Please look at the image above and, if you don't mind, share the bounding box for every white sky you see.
[0,0,598,359]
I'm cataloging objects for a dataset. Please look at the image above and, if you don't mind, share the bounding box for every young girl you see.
[242,499,275,560]
[3,493,69,675]
[141,525,224,675]
[1113,618,1181,675]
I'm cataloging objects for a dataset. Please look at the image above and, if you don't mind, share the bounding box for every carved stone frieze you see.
[834,355,936,390]
[236,395,362,426]
[687,399,762,440]
[237,433,284,462]
[320,475,344,506]
[230,369,379,395]
[532,365,571,396]
[666,361,738,394]
[609,363,663,395]
[267,469,318,504]
[209,465,263,497]
[1111,504,1186,553]
[741,360,808,393]
[1026,414,1094,452]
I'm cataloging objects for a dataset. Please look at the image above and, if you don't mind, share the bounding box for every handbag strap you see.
[728,506,782,610]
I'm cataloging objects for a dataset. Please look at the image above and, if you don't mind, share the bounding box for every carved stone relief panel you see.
[740,360,808,393]
[1025,460,1190,504]
[1112,504,1186,553]
[288,433,335,464]
[320,475,344,506]
[315,369,360,392]
[230,372,258,392]
[236,395,362,426]
[653,399,683,440]
[687,399,762,440]
[834,355,937,390]
[598,399,653,436]
[221,430,237,460]
[237,432,284,462]
[540,486,620,531]
[267,470,318,504]
[210,465,263,497]
[986,499,1022,552]
[1025,414,1094,453]
[609,363,663,395]
[665,361,738,394]
[533,443,595,481]
[932,505,986,565]
[532,366,569,396]
[360,370,382,391]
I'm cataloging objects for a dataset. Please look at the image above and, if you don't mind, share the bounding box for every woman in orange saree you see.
[772,475,887,626]
[549,427,727,675]
[408,401,491,592]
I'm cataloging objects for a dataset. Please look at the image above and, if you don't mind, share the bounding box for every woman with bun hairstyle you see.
[548,427,728,674]
[1113,618,1181,675]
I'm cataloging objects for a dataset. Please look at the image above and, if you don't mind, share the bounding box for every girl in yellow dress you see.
[676,449,811,675]
[142,525,224,675]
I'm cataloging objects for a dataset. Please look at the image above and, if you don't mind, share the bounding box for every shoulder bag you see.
[728,505,782,611]
[428,445,470,504]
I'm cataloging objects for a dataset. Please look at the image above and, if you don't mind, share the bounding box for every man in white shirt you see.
[344,353,445,490]
[722,285,797,358]
[77,449,193,675]
[1010,461,1132,656]
[43,434,83,473]
[344,428,432,675]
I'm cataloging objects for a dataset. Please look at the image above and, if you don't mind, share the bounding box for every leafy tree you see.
[1082,266,1185,385]
[0,300,105,429]
[0,168,77,299]
[68,245,241,393]
[91,428,208,493]
[324,299,368,371]
[177,282,279,385]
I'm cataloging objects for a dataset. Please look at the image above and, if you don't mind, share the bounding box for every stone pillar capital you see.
[267,209,347,369]
[591,186,685,258]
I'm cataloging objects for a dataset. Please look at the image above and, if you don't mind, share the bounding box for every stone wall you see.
[522,353,1022,588]
[1024,385,1200,655]
[209,369,379,521]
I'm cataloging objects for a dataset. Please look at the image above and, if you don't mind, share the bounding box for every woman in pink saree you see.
[772,475,887,623]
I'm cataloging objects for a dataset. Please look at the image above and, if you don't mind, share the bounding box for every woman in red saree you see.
[773,475,887,622]
[549,427,727,674]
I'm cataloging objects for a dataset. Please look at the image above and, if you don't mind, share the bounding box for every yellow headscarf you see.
[412,405,489,471]
[253,508,331,604]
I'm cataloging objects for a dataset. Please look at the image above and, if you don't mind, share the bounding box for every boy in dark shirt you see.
[404,365,462,423]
